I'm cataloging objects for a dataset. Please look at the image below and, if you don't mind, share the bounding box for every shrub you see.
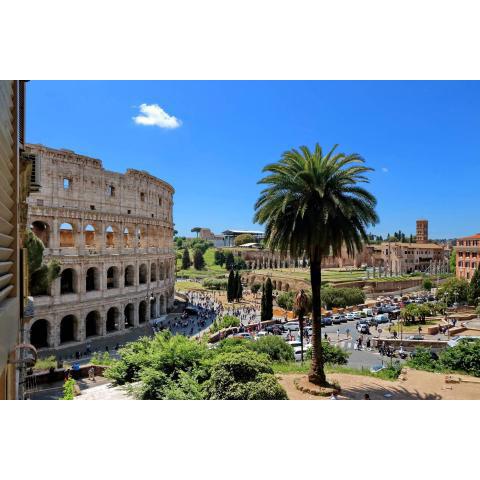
[250,335,295,362]
[439,339,480,377]
[306,341,349,365]
[277,291,295,310]
[60,378,76,400]
[210,315,240,333]
[321,286,365,309]
[204,351,287,400]
[193,248,205,270]
[406,347,438,372]
[251,283,261,294]
[214,250,225,266]
[33,355,56,372]
[234,234,255,246]
[90,351,114,366]
[202,278,228,290]
[423,279,433,291]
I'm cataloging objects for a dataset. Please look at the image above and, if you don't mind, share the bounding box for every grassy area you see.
[272,361,401,380]
[391,319,439,334]
[33,355,56,372]
[176,248,227,279]
[176,280,206,291]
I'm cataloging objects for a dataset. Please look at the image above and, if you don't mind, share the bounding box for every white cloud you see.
[133,103,181,129]
[381,167,389,173]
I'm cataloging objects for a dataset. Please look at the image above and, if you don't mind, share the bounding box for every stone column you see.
[77,219,85,254]
[51,218,60,252]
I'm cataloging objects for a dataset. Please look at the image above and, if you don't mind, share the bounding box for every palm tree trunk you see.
[309,254,327,386]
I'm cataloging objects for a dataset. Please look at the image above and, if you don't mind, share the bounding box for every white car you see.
[293,344,312,361]
[346,313,355,320]
[284,322,300,331]
[353,311,362,319]
[287,340,302,348]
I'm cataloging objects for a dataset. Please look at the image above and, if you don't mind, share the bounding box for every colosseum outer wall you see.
[25,144,176,351]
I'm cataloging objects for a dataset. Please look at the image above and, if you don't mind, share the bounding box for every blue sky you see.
[27,81,480,239]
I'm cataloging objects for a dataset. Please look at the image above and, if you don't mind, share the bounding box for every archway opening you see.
[59,223,74,247]
[139,301,147,324]
[123,228,131,248]
[84,224,96,248]
[60,315,77,343]
[160,295,165,315]
[106,307,119,332]
[107,266,119,289]
[106,225,115,248]
[125,265,135,287]
[139,264,147,284]
[86,311,100,337]
[86,267,100,291]
[150,298,156,319]
[60,268,76,294]
[30,319,49,349]
[124,304,134,328]
[150,263,157,282]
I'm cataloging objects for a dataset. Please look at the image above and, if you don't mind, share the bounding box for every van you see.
[374,313,389,324]
[363,308,373,317]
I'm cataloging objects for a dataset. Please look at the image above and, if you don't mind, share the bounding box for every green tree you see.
[191,227,201,238]
[181,248,191,270]
[261,277,273,320]
[423,278,433,291]
[437,277,469,305]
[277,291,295,311]
[234,233,255,246]
[251,283,261,295]
[235,271,243,300]
[193,248,205,270]
[214,249,226,266]
[450,248,456,273]
[227,269,235,302]
[468,268,480,306]
[254,143,378,386]
[225,251,235,270]
[24,229,60,296]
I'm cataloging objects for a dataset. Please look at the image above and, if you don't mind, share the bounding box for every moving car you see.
[284,322,300,331]
[407,335,424,341]
[230,332,253,340]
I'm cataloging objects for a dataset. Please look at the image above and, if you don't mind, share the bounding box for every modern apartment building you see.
[456,233,480,280]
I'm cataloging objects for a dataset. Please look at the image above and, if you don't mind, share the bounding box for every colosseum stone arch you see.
[24,144,176,350]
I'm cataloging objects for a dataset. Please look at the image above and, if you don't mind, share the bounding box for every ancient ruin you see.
[24,144,175,350]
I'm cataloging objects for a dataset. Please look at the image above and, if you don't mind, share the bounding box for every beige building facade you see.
[456,233,480,281]
[24,144,175,351]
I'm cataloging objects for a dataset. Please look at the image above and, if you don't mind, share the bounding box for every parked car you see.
[284,322,300,331]
[339,315,348,323]
[353,311,362,320]
[255,330,269,339]
[230,332,253,340]
[321,317,333,326]
[374,314,389,324]
[345,313,355,321]
[332,315,342,325]
[357,324,370,334]
[407,335,424,341]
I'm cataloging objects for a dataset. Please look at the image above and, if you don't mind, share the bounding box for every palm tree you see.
[254,143,378,385]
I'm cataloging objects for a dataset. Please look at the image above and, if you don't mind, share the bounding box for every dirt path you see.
[277,368,480,400]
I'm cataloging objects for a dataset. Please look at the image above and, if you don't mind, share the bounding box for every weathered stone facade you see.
[24,144,175,351]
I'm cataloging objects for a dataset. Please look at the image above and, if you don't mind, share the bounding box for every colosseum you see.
[24,144,176,351]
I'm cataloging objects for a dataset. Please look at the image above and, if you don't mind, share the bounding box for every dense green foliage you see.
[468,268,480,306]
[261,278,273,320]
[251,283,261,295]
[25,229,60,296]
[204,351,287,400]
[234,270,243,300]
[277,291,295,311]
[214,250,226,266]
[104,332,287,400]
[202,278,228,290]
[210,315,240,333]
[449,249,456,274]
[182,248,192,270]
[321,286,366,309]
[193,248,205,270]
[407,340,480,377]
[305,341,349,365]
[437,277,469,305]
[234,233,255,246]
[251,336,295,362]
[33,355,57,372]
[225,252,235,270]
[423,278,433,291]
[60,378,76,400]
[187,238,213,254]
[90,352,115,366]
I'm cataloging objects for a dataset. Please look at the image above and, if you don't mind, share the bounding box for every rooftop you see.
[458,233,480,240]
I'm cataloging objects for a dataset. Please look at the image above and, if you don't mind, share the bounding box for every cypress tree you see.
[260,283,266,321]
[468,268,480,305]
[265,277,273,320]
[193,248,205,270]
[225,252,235,270]
[227,269,235,302]
[182,248,191,270]
[235,271,243,300]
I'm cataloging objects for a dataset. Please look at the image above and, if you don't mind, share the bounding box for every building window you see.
[90,205,95,210]
[458,261,463,267]
[107,185,115,197]
[63,178,71,190]
[159,197,162,206]
[127,209,131,214]
[140,192,145,202]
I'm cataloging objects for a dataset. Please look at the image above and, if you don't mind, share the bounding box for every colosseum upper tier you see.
[25,144,176,351]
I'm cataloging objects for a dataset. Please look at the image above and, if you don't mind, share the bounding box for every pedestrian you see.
[88,366,95,381]
[418,326,422,335]
[336,328,340,340]
[346,328,350,338]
